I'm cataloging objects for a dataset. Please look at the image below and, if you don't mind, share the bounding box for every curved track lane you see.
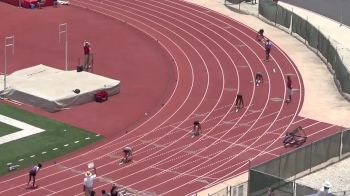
[0,0,343,195]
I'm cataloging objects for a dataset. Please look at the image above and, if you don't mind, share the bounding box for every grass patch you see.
[0,104,103,176]
[0,121,22,137]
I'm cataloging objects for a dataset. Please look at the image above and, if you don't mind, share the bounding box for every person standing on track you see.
[286,75,292,104]
[235,93,244,112]
[264,39,272,62]
[27,163,42,188]
[83,170,97,196]
[83,41,91,71]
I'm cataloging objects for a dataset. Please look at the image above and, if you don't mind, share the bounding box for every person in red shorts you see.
[27,163,42,188]
[83,41,91,71]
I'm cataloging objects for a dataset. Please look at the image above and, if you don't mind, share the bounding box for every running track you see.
[0,0,343,195]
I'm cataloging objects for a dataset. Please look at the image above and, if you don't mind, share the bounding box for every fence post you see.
[257,1,260,18]
[278,153,282,178]
[247,160,251,196]
[309,142,313,174]
[339,130,344,160]
[326,36,330,63]
[305,17,308,44]
[274,4,278,26]
[290,8,293,35]
[317,26,320,55]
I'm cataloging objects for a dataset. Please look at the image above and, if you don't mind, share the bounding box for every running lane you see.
[0,0,343,195]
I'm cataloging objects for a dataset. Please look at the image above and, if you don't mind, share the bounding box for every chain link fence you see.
[259,0,350,96]
[248,128,350,195]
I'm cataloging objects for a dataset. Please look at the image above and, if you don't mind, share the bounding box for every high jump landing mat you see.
[0,64,120,112]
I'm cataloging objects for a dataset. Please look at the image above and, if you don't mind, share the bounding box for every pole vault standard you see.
[59,23,68,71]
[4,36,15,90]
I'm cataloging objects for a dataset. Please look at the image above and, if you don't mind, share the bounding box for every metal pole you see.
[4,36,15,90]
[4,41,6,90]
[339,130,344,160]
[59,23,68,71]
[290,8,293,34]
[317,26,320,54]
[274,3,278,26]
[247,160,251,195]
[305,17,308,44]
[309,142,313,174]
[65,24,68,71]
[340,0,343,26]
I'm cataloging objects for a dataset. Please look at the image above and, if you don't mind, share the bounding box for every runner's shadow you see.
[26,185,39,190]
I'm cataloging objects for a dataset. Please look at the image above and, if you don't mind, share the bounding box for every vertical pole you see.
[327,36,330,64]
[66,24,68,71]
[59,23,68,71]
[258,0,260,18]
[278,153,282,178]
[4,41,7,90]
[339,130,344,160]
[274,4,278,26]
[340,0,343,26]
[290,8,293,35]
[4,36,15,90]
[294,151,297,195]
[247,160,251,196]
[309,142,313,174]
[317,26,320,55]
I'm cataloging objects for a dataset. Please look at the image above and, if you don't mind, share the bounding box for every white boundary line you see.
[0,115,45,145]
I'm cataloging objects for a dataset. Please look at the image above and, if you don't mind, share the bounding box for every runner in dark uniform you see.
[256,29,264,42]
[235,93,244,112]
[192,121,202,138]
[255,72,263,86]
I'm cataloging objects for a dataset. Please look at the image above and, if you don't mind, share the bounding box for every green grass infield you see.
[0,104,103,176]
[0,121,22,137]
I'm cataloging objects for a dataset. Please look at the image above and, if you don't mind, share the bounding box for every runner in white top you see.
[83,170,97,196]
[27,163,42,187]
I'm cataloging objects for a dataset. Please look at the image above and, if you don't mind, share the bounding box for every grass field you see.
[0,104,103,176]
[0,121,22,137]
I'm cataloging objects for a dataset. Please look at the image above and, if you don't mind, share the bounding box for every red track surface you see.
[0,0,343,195]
